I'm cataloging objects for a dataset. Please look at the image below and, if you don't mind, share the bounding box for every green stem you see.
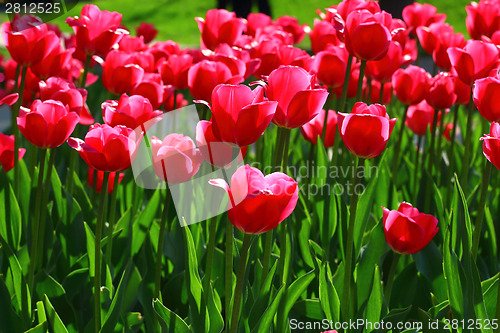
[225,219,233,327]
[260,231,274,288]
[203,216,218,300]
[27,148,47,294]
[436,111,446,185]
[413,136,424,202]
[278,128,291,284]
[94,172,109,333]
[338,55,353,113]
[378,82,385,104]
[424,109,440,212]
[472,161,492,260]
[462,93,474,189]
[321,88,334,141]
[342,157,361,324]
[384,252,401,306]
[35,149,56,272]
[391,105,409,187]
[229,233,252,333]
[154,187,170,299]
[105,173,121,266]
[79,54,92,88]
[355,60,367,103]
[13,66,28,199]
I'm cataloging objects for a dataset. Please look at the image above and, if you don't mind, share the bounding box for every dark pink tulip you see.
[447,40,499,86]
[151,133,203,184]
[309,19,342,54]
[425,72,457,110]
[254,44,312,79]
[118,35,147,52]
[333,0,381,20]
[102,50,145,95]
[66,4,126,56]
[158,53,193,90]
[188,60,244,102]
[18,100,79,149]
[365,40,403,83]
[0,134,26,172]
[266,66,328,129]
[466,0,500,40]
[416,22,453,55]
[473,75,500,122]
[247,13,272,37]
[275,15,307,44]
[453,76,471,105]
[392,65,430,106]
[30,34,73,79]
[383,202,439,254]
[102,94,162,130]
[402,2,446,35]
[431,29,465,71]
[338,102,397,159]
[201,84,277,147]
[209,165,298,234]
[68,124,137,172]
[481,122,500,170]
[195,9,246,50]
[405,100,435,136]
[301,109,337,148]
[88,167,124,194]
[195,120,247,168]
[313,45,349,88]
[135,22,158,44]
[344,9,392,61]
[131,73,166,109]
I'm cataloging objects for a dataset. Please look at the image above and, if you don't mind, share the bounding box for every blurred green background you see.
[1,0,471,48]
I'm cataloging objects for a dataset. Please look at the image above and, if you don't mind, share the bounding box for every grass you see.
[1,0,470,49]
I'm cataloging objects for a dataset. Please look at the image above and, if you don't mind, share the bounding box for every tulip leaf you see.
[83,222,96,278]
[206,282,224,333]
[296,189,314,269]
[413,242,447,303]
[50,164,65,222]
[43,294,69,333]
[23,322,48,333]
[248,259,278,330]
[377,306,412,333]
[0,182,22,251]
[153,298,191,333]
[365,265,383,325]
[277,270,315,330]
[292,299,323,320]
[443,221,464,320]
[319,261,340,323]
[131,189,160,256]
[251,283,286,333]
[71,170,93,219]
[0,277,24,333]
[482,273,499,319]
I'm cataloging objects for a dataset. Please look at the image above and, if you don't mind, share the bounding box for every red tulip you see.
[466,0,500,40]
[313,45,349,88]
[333,61,363,100]
[18,100,79,149]
[30,34,73,79]
[253,44,312,79]
[402,2,446,35]
[431,29,465,71]
[158,54,193,90]
[266,66,328,129]
[131,73,166,109]
[416,22,453,55]
[201,84,277,147]
[247,13,272,37]
[88,168,124,194]
[102,50,145,95]
[447,40,499,86]
[333,0,381,20]
[0,134,26,172]
[443,123,454,141]
[309,19,341,54]
[365,40,403,83]
[453,75,472,105]
[66,4,126,56]
[2,15,58,67]
[195,9,245,50]
[68,124,137,172]
[209,164,298,234]
[135,22,158,44]
[301,109,337,148]
[481,122,500,170]
[102,94,162,130]
[151,133,203,184]
[275,15,307,44]
[382,202,439,254]
[366,80,392,105]
[118,35,147,52]
[195,120,247,168]
[473,75,500,123]
[338,102,397,159]
[425,72,457,110]
[405,100,435,136]
[344,9,392,61]
[392,65,430,106]
[164,91,188,112]
[188,60,244,102]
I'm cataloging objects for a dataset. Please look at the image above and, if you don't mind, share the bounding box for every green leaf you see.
[482,273,499,319]
[83,222,96,278]
[248,259,278,331]
[292,299,323,321]
[378,306,412,333]
[206,282,224,333]
[252,284,286,333]
[319,262,340,323]
[36,301,47,326]
[24,322,48,333]
[153,299,190,333]
[0,183,22,250]
[413,242,447,303]
[365,265,383,326]
[277,270,315,330]
[443,223,464,320]
[131,190,160,256]
[0,277,24,333]
[44,294,69,333]
[50,164,66,222]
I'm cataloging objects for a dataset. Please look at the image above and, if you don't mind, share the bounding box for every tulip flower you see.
[247,13,272,37]
[425,72,457,110]
[406,100,436,136]
[402,2,446,35]
[453,76,472,105]
[131,73,166,109]
[301,109,337,148]
[309,19,341,53]
[382,202,439,254]
[253,44,312,79]
[102,50,145,95]
[474,75,500,123]
[365,40,404,83]
[135,22,158,44]
[313,45,349,88]
[392,65,430,106]
[102,94,162,130]
[68,124,137,172]
[195,9,245,50]
[17,100,79,149]
[366,80,392,105]
[338,102,397,159]
[266,66,328,128]
[88,168,124,194]
[447,40,499,86]
[0,134,26,172]
[333,0,381,20]
[151,133,203,184]
[275,15,307,44]
[66,4,126,56]
[343,9,392,61]
[481,122,500,170]
[30,34,73,79]
[188,60,244,102]
[209,165,298,234]
[195,120,247,168]
[416,22,455,56]
[465,0,500,40]
[158,54,193,90]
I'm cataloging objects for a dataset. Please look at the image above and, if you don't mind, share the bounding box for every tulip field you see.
[1,1,500,332]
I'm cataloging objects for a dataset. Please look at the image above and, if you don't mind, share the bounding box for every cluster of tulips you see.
[0,0,499,332]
